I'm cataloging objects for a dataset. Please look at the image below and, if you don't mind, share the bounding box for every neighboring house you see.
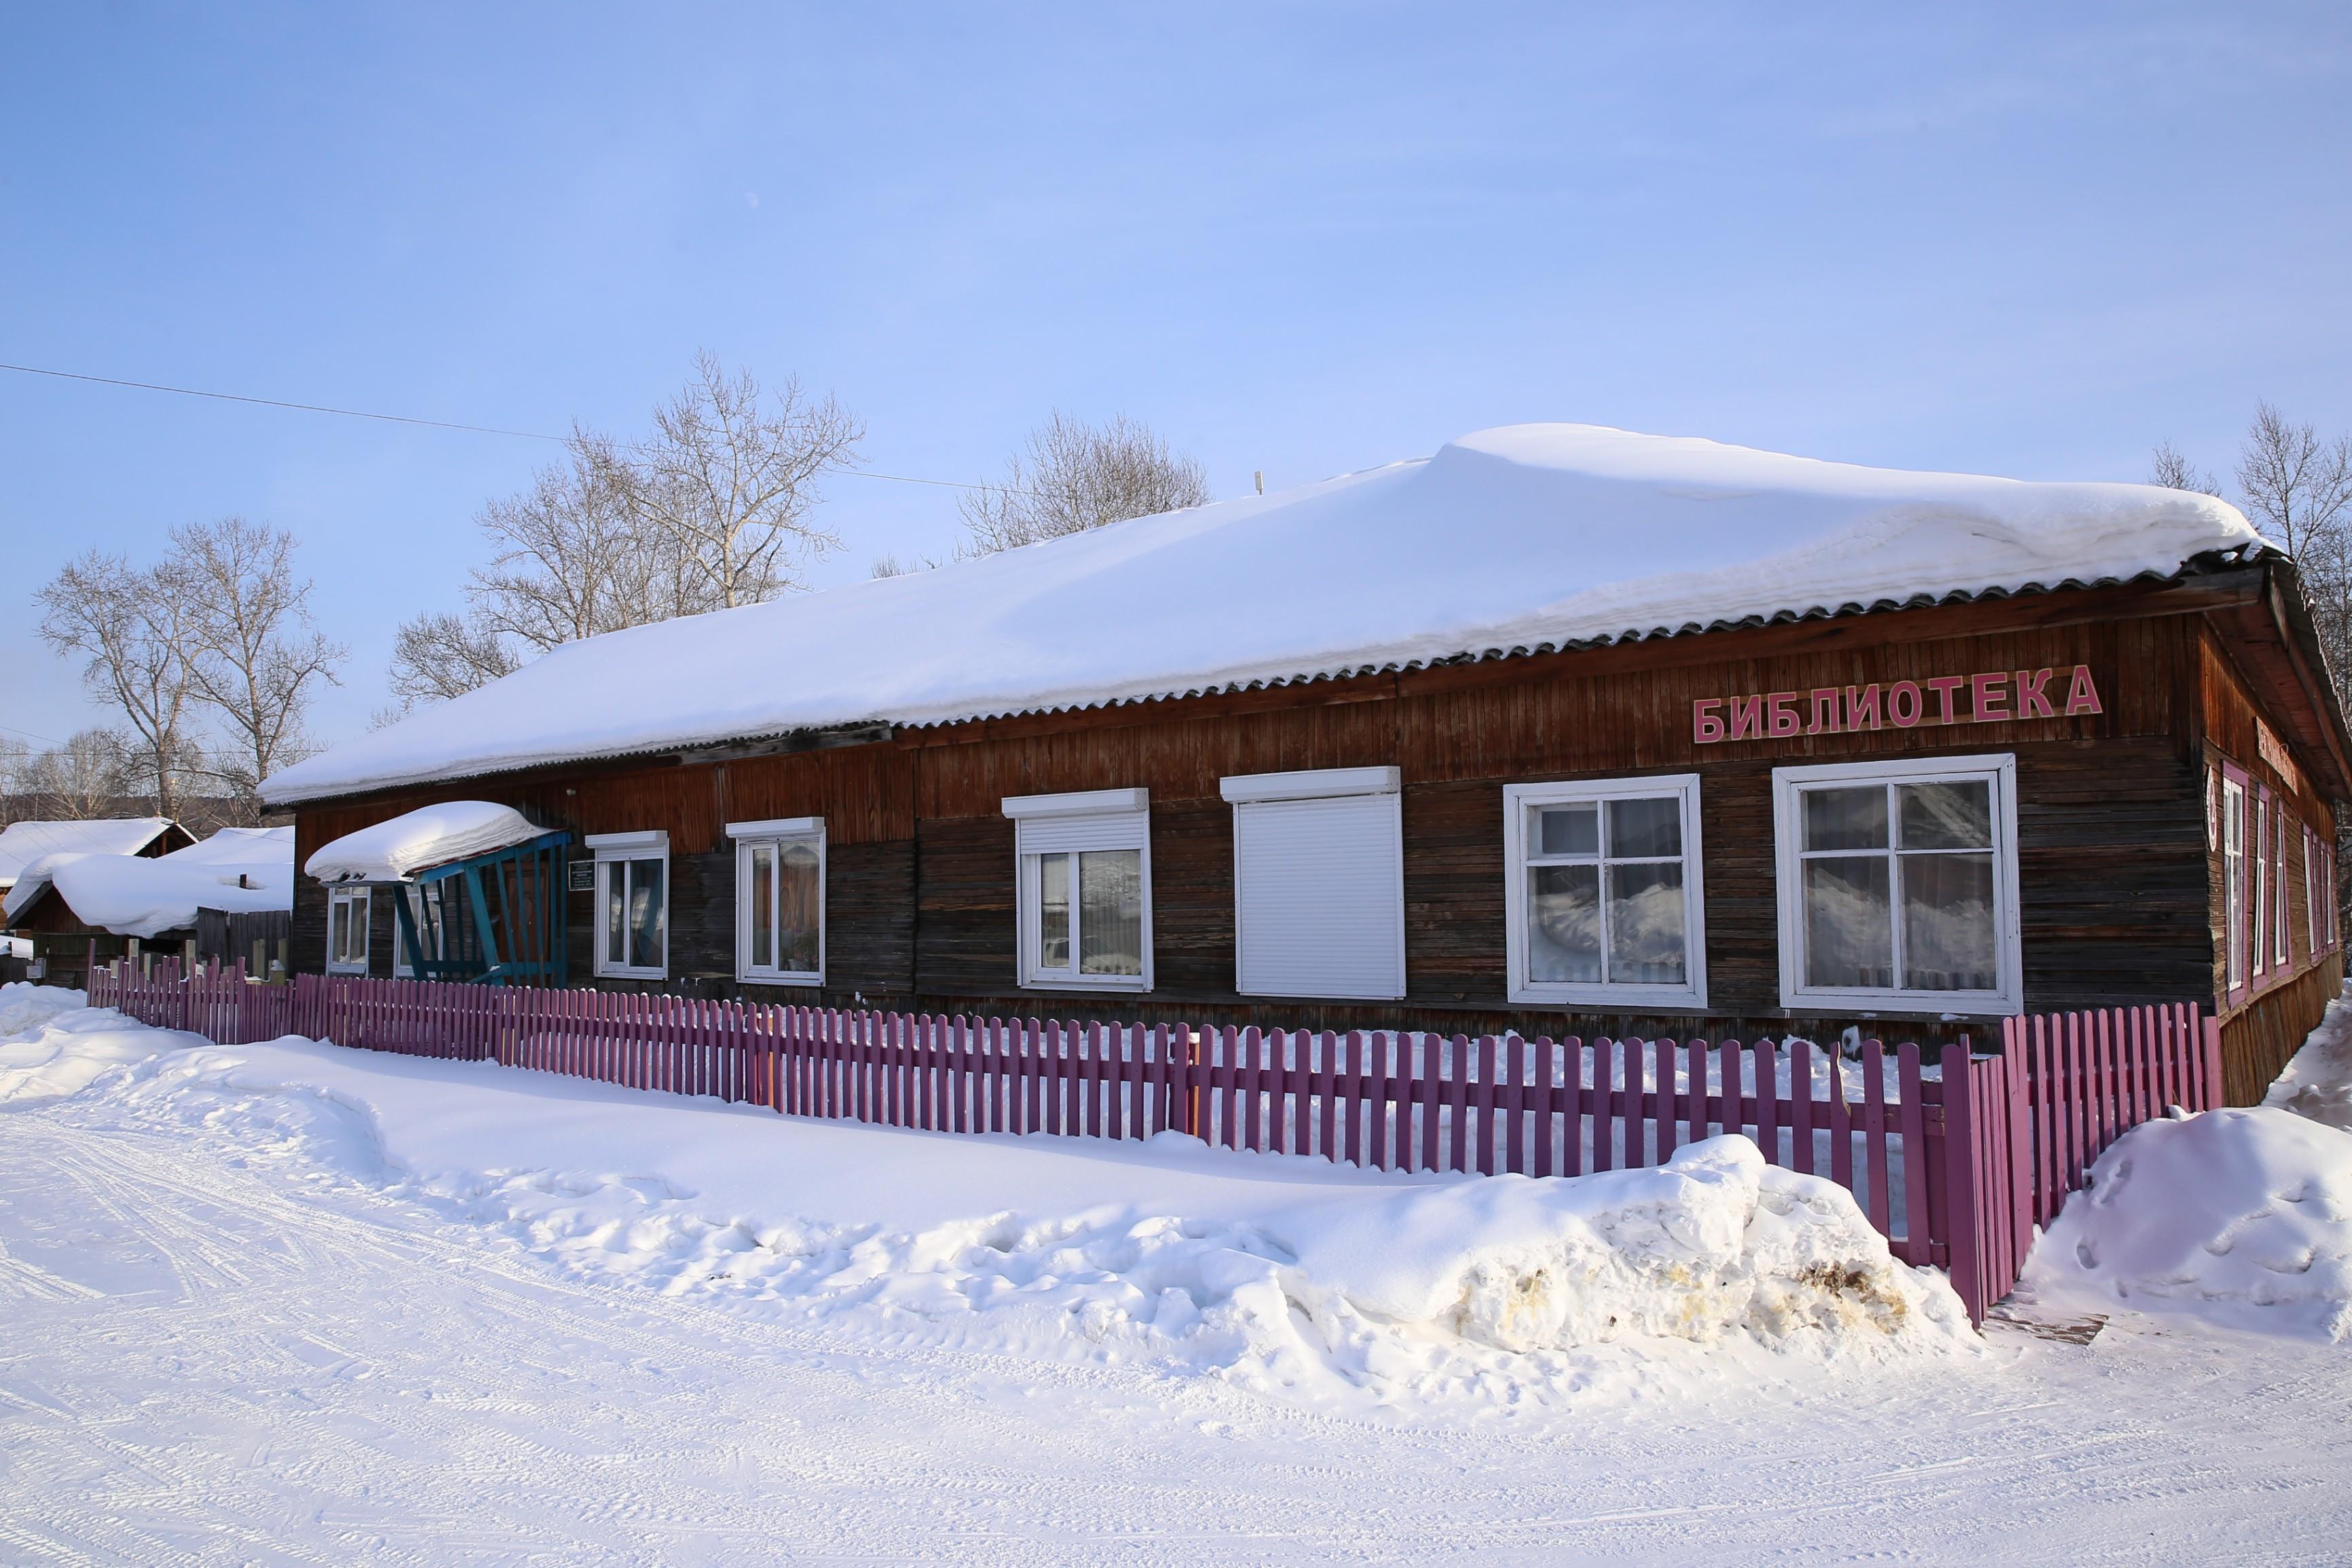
[0,817,189,896]
[262,424,2352,1104]
[3,826,293,988]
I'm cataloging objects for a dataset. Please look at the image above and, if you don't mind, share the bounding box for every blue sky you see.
[5,3,2349,753]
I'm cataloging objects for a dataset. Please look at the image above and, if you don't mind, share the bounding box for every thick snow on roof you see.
[305,802,544,884]
[262,424,2261,805]
[0,818,175,887]
[3,826,293,939]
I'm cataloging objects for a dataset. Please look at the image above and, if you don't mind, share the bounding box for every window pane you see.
[1607,797,1682,859]
[604,868,625,966]
[1607,861,1686,983]
[1804,855,1892,987]
[1901,852,1996,990]
[1536,804,1598,857]
[1528,863,1602,982]
[1898,780,1992,851]
[1038,853,1070,970]
[627,857,664,971]
[778,842,821,973]
[1804,786,1888,852]
[750,844,777,971]
[1078,849,1144,976]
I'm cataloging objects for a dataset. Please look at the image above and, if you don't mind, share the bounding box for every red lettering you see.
[2014,667,2056,720]
[1888,681,1924,728]
[1729,694,1768,741]
[2064,665,2103,716]
[1767,691,1803,738]
[1844,684,1883,731]
[1693,698,1726,744]
[1971,671,2011,722]
[1806,688,1843,735]
[1924,675,1968,724]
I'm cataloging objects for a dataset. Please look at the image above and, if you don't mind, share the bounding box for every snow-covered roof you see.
[2,825,293,939]
[0,818,176,889]
[261,424,2262,806]
[305,802,544,884]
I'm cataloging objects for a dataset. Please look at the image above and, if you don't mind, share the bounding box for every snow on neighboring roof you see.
[0,818,176,888]
[261,423,2262,806]
[2,826,293,939]
[305,802,544,884]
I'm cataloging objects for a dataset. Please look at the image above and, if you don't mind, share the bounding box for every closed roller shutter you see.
[1231,791,1405,1000]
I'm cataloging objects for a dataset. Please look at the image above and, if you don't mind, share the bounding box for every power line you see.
[0,358,1006,491]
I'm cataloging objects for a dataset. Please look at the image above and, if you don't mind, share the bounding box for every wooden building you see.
[267,426,2351,1103]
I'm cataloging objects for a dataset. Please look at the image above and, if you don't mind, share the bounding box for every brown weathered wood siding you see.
[285,583,2340,1050]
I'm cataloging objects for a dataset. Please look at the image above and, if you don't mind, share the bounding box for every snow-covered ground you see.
[4,982,2350,1563]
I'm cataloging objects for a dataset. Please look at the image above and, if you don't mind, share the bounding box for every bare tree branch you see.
[958,411,1211,557]
[2149,441,2222,497]
[35,552,198,819]
[170,517,347,797]
[621,351,864,608]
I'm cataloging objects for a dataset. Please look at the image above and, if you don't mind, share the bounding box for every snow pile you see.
[2266,987,2352,1132]
[2021,1108,2352,1342]
[0,983,195,1104]
[0,817,175,888]
[261,424,2257,802]
[4,830,293,938]
[304,801,542,883]
[20,1018,1973,1414]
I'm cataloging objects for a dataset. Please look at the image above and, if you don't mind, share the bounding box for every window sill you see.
[741,971,824,988]
[1781,985,2021,1019]
[1019,975,1152,994]
[1510,983,1708,1011]
[594,965,669,982]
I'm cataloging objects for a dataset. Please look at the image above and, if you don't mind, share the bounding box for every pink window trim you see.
[2222,760,2251,1008]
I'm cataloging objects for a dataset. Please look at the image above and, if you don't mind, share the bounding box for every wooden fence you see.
[83,953,2223,1325]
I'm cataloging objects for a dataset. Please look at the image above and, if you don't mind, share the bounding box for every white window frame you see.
[1503,774,1708,1010]
[589,829,670,981]
[2275,809,2292,970]
[1222,766,1406,1001]
[1772,753,2023,1017]
[2307,828,2322,960]
[728,817,825,987]
[392,881,449,979]
[1001,789,1153,994]
[326,886,371,976]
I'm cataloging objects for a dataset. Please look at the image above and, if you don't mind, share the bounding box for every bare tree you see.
[386,611,522,712]
[622,352,864,608]
[958,411,1212,557]
[0,736,31,826]
[20,729,132,820]
[35,553,198,819]
[168,517,346,796]
[2236,402,2352,559]
[2149,441,2222,497]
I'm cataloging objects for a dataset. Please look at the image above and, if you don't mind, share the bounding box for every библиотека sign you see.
[1692,666,2102,745]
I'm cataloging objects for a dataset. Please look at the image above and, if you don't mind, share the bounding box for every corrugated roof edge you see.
[267,557,2262,808]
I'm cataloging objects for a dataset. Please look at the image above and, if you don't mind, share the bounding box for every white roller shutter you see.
[1226,772,1405,1000]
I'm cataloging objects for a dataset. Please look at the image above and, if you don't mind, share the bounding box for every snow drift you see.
[261,423,2258,803]
[0,992,1973,1413]
[2021,1108,2352,1343]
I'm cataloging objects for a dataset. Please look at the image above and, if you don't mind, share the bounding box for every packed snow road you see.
[3,1013,2349,1561]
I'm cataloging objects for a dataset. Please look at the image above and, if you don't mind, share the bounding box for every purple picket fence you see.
[83,952,2220,1324]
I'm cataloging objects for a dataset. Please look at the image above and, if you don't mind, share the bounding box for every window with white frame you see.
[2222,774,2246,992]
[392,881,448,978]
[326,886,371,975]
[1222,767,1405,1001]
[1504,774,1706,1009]
[2275,810,2292,969]
[1773,755,2022,1015]
[589,831,669,979]
[1001,789,1151,992]
[2307,828,2321,960]
[2254,794,2271,981]
[730,817,824,986]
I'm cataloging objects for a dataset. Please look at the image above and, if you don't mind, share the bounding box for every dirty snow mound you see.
[2022,1108,2352,1343]
[0,982,87,1039]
